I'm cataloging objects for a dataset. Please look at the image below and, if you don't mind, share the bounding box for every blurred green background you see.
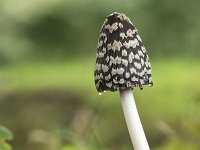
[0,0,200,150]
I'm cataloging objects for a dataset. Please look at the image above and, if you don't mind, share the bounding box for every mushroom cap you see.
[94,12,153,93]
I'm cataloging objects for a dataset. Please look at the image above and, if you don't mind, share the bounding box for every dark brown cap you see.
[94,12,153,93]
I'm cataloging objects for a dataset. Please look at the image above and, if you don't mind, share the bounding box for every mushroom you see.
[94,12,153,150]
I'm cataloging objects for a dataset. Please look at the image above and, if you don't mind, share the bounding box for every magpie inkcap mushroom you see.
[94,12,153,93]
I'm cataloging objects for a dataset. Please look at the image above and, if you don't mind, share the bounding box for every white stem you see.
[120,89,150,150]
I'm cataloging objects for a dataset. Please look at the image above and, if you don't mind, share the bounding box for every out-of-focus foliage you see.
[0,0,200,63]
[0,0,200,150]
[0,59,200,150]
[154,138,198,150]
[0,125,13,150]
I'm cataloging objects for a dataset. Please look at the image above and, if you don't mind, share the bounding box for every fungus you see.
[94,12,153,150]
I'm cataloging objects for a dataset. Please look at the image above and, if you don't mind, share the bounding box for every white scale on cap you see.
[94,12,153,93]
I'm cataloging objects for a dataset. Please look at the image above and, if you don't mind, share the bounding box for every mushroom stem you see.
[120,89,150,150]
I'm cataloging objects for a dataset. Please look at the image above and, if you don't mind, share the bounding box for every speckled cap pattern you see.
[94,12,153,93]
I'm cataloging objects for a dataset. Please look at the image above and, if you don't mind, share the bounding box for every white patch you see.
[119,23,123,28]
[142,70,145,75]
[129,52,134,63]
[100,73,103,78]
[110,56,115,65]
[127,29,137,37]
[141,58,144,66]
[127,81,131,86]
[117,68,124,74]
[138,70,145,77]
[115,56,121,64]
[111,68,117,75]
[101,19,108,30]
[97,40,103,48]
[109,56,121,65]
[135,54,140,60]
[95,63,101,71]
[130,67,136,74]
[117,13,130,21]
[149,77,153,83]
[137,63,142,69]
[109,22,118,33]
[147,68,152,75]
[119,78,125,84]
[95,75,101,80]
[107,43,112,50]
[125,72,130,78]
[104,24,110,30]
[106,56,109,62]
[144,74,148,80]
[112,40,122,52]
[100,32,106,37]
[127,29,134,37]
[140,79,145,84]
[144,67,147,72]
[106,82,112,88]
[97,52,105,58]
[136,34,142,42]
[104,37,107,43]
[95,81,100,89]
[112,68,124,75]
[122,59,128,66]
[145,61,149,67]
[123,41,130,49]
[95,73,103,80]
[130,39,139,48]
[105,74,111,80]
[146,55,149,60]
[113,78,118,84]
[131,76,138,82]
[97,47,106,58]
[133,29,137,34]
[138,50,144,57]
[122,50,127,56]
[123,39,139,49]
[102,65,109,72]
[120,33,126,39]
[134,62,142,69]
[141,46,146,53]
[117,14,123,21]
